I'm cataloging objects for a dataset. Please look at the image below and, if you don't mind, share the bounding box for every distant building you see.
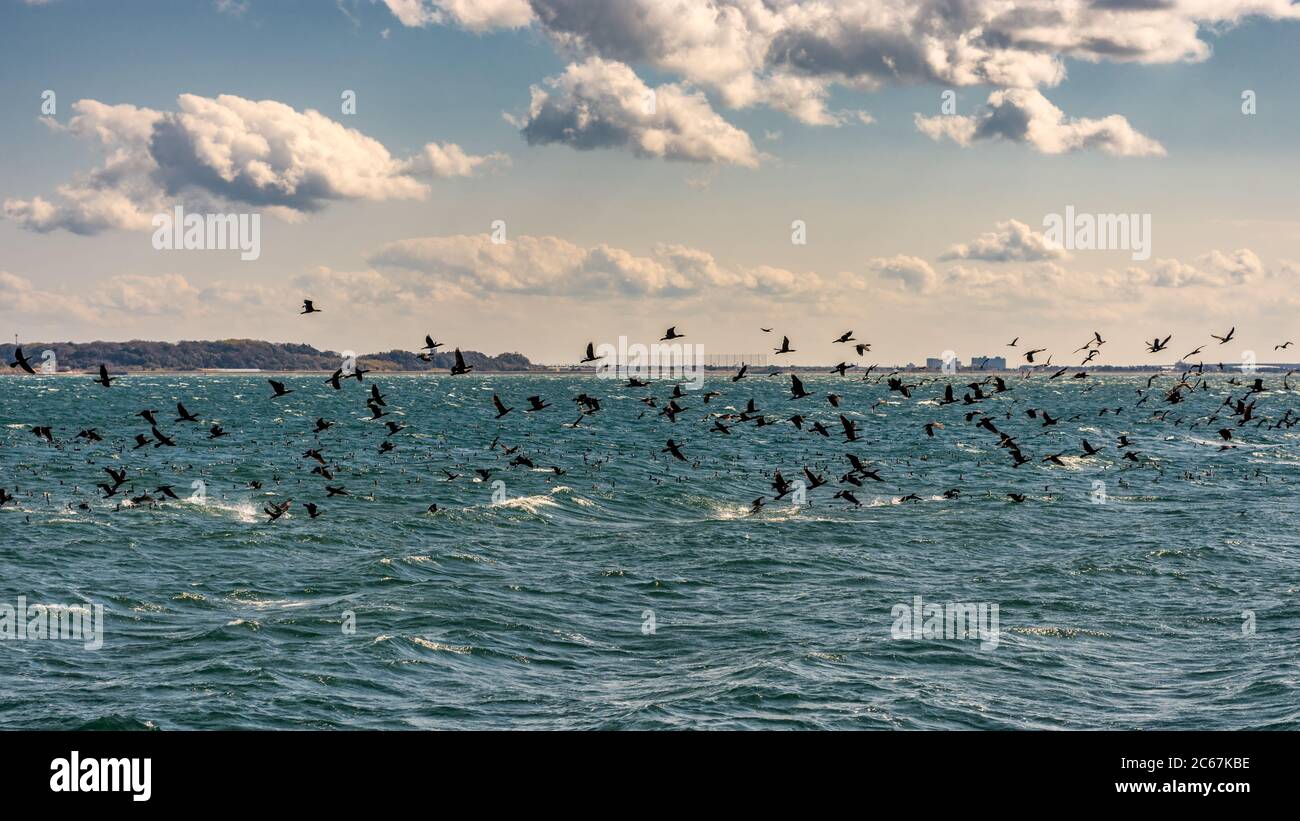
[969,356,1007,370]
[925,357,944,370]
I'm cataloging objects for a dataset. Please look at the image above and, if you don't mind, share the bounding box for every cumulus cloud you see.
[4,94,506,235]
[941,219,1069,262]
[381,0,533,31]
[915,88,1165,156]
[868,254,938,292]
[368,233,831,298]
[1132,248,1266,288]
[404,141,511,177]
[514,58,760,167]
[383,0,1300,134]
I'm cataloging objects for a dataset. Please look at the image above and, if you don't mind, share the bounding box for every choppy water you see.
[1,371,1297,729]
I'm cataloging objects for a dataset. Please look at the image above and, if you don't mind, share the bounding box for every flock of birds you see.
[3,300,1298,522]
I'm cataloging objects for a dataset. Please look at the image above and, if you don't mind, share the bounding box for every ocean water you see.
[1,371,1297,730]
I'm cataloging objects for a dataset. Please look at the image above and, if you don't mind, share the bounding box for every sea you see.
[1,371,1296,729]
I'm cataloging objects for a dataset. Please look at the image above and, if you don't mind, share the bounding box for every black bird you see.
[151,426,176,447]
[803,468,827,489]
[94,364,116,387]
[300,300,321,314]
[1081,439,1101,455]
[8,347,36,374]
[580,342,601,363]
[833,490,862,507]
[156,485,180,500]
[833,330,855,344]
[175,402,200,422]
[369,384,386,406]
[265,499,293,521]
[423,335,444,352]
[303,502,322,519]
[208,425,228,439]
[268,379,293,398]
[492,394,512,418]
[662,439,687,462]
[29,426,54,443]
[660,326,684,341]
[732,363,748,382]
[313,418,334,433]
[839,415,859,442]
[771,470,793,500]
[789,374,811,400]
[75,428,103,442]
[526,395,550,412]
[1210,326,1235,344]
[450,348,473,375]
[1147,335,1172,353]
[138,409,159,426]
[774,336,795,355]
[1007,493,1026,503]
[325,486,349,497]
[104,467,127,488]
[325,369,344,390]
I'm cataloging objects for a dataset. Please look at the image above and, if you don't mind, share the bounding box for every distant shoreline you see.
[0,368,1255,378]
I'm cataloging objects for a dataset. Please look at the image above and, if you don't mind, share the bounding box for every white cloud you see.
[4,94,506,235]
[869,254,938,292]
[1132,248,1266,288]
[383,0,1300,137]
[915,88,1165,156]
[514,58,760,167]
[941,219,1069,262]
[368,233,833,298]
[380,0,533,31]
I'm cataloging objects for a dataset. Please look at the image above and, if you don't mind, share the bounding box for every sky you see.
[1,0,1299,366]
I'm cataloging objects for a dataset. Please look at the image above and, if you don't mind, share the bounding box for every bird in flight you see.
[94,364,116,388]
[1147,335,1172,353]
[300,299,321,315]
[268,379,293,398]
[450,348,473,375]
[8,347,35,374]
[1210,326,1235,344]
[662,439,687,462]
[774,336,795,355]
[580,343,602,363]
[660,326,685,341]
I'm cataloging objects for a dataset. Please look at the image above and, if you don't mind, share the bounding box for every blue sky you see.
[2,0,1298,365]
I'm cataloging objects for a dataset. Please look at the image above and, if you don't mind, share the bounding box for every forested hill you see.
[0,340,533,372]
